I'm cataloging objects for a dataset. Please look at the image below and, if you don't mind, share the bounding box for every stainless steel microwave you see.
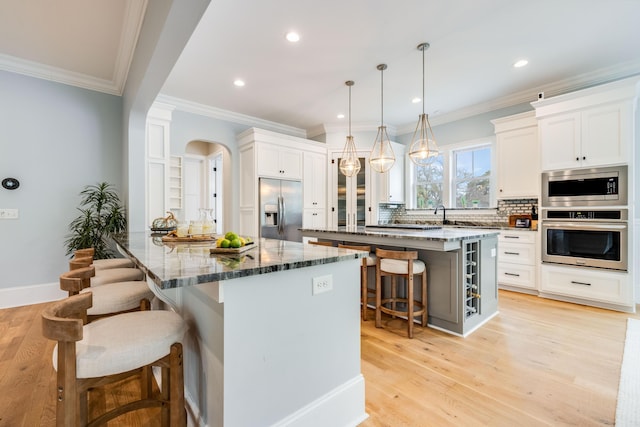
[541,165,627,207]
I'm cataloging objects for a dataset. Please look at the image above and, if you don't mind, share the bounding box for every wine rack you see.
[464,240,480,319]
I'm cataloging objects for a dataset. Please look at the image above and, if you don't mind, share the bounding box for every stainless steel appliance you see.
[541,209,628,271]
[541,165,627,207]
[259,178,303,242]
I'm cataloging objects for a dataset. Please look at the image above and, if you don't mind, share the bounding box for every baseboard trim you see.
[271,374,368,427]
[0,282,66,309]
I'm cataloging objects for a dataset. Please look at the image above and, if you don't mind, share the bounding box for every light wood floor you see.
[1,290,638,426]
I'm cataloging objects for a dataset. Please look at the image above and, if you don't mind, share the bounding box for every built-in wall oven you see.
[541,209,628,271]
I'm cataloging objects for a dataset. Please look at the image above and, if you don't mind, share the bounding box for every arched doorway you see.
[182,140,230,234]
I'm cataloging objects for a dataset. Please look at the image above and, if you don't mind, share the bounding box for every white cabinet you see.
[303,151,327,228]
[378,141,405,203]
[540,264,632,309]
[303,209,326,229]
[534,78,637,171]
[492,112,539,199]
[237,128,327,238]
[169,156,183,210]
[257,143,302,179]
[145,105,172,227]
[497,230,538,293]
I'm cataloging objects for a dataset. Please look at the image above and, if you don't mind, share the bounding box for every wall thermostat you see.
[2,178,20,190]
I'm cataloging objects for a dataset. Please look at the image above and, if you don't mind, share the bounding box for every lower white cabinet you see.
[540,264,632,309]
[303,208,326,229]
[497,229,538,292]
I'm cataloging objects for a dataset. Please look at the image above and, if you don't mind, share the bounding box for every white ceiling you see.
[2,0,640,137]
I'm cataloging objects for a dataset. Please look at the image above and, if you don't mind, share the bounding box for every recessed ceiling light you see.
[337,113,345,119]
[233,79,245,87]
[412,97,421,104]
[513,59,529,68]
[285,31,300,43]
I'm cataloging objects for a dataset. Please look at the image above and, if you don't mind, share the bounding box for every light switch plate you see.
[0,209,19,219]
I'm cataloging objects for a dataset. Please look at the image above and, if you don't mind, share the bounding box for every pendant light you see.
[409,42,439,166]
[369,64,395,173]
[339,80,361,177]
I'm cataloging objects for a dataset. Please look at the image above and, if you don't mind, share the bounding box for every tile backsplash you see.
[379,198,538,226]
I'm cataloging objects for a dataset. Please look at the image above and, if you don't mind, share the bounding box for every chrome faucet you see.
[434,204,447,225]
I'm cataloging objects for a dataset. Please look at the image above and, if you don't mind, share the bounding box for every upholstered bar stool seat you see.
[80,281,154,316]
[73,247,136,270]
[89,267,145,286]
[42,292,187,426]
[375,248,428,338]
[338,244,377,321]
[61,266,151,322]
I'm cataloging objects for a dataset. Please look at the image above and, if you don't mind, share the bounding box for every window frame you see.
[407,137,496,210]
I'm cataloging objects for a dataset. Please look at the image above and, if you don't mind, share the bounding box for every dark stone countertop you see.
[112,232,363,289]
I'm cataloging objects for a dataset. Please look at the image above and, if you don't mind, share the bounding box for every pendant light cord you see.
[422,45,425,116]
[348,83,352,136]
[380,67,384,125]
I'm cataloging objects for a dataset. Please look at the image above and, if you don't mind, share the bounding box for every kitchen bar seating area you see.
[2,3,640,426]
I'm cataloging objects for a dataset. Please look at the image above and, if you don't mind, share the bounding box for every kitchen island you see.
[113,232,367,427]
[302,226,500,337]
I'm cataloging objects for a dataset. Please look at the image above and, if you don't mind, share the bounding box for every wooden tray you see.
[210,244,256,254]
[161,235,217,242]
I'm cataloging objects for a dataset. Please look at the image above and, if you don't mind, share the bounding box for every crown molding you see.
[398,59,640,134]
[308,121,397,139]
[155,94,308,138]
[0,0,145,97]
[0,53,121,95]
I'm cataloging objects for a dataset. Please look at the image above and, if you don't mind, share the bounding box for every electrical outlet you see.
[312,274,333,295]
[0,209,18,219]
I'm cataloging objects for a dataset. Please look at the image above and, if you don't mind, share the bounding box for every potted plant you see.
[65,182,127,259]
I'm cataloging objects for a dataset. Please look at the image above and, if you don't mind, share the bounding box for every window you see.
[414,154,444,209]
[454,146,491,208]
[410,140,494,209]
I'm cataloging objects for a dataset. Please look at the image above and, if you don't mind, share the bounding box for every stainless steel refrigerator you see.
[259,178,303,242]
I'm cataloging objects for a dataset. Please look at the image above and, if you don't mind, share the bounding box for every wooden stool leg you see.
[141,365,153,399]
[161,364,170,426]
[375,269,382,328]
[361,261,367,321]
[407,273,414,338]
[422,270,428,327]
[170,343,186,427]
[391,276,397,317]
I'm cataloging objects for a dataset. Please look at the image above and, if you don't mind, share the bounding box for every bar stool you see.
[41,292,186,426]
[74,247,135,270]
[338,244,377,321]
[70,256,145,286]
[60,265,154,322]
[375,248,428,338]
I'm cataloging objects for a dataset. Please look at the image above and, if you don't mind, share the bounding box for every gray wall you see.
[0,71,123,289]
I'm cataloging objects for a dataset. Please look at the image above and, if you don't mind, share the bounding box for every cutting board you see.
[161,235,216,243]
[210,244,256,254]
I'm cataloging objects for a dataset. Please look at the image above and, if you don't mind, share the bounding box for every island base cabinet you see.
[156,260,367,427]
[419,236,498,337]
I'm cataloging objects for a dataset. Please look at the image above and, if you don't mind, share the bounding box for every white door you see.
[183,156,205,223]
[209,153,224,234]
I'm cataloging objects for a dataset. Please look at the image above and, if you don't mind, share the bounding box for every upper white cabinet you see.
[492,111,539,199]
[377,141,405,203]
[533,77,638,171]
[256,143,303,180]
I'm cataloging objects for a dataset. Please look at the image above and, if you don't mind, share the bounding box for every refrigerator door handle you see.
[277,195,284,234]
[280,195,286,233]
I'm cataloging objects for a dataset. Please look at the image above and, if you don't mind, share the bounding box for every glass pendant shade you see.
[370,125,395,173]
[409,42,439,166]
[409,113,439,166]
[370,64,395,173]
[340,80,361,177]
[339,136,361,176]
